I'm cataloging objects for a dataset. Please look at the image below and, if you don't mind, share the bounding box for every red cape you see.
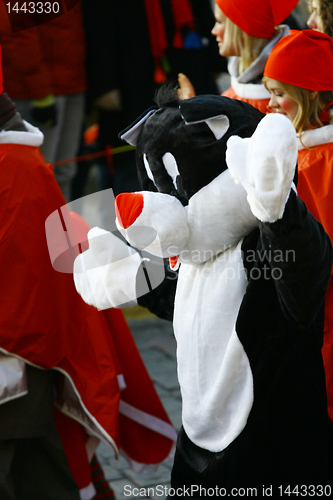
[0,143,175,469]
[298,144,333,421]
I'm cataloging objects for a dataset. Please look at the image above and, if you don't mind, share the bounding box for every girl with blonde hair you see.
[263,28,333,422]
[179,0,299,113]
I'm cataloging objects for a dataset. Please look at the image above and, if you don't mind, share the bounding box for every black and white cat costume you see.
[74,92,333,493]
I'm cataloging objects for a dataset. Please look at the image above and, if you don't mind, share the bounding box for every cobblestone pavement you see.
[96,308,182,500]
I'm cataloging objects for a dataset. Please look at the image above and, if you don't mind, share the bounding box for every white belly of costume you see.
[173,240,253,452]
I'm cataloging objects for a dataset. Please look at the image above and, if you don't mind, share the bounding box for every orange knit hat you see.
[264,30,333,91]
[215,0,299,38]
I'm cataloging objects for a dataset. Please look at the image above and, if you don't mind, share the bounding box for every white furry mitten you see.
[226,113,297,223]
[73,227,142,309]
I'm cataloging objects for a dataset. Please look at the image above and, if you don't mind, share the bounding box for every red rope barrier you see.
[50,144,136,169]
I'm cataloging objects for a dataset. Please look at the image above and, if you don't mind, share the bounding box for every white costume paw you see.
[226,113,297,223]
[73,227,142,309]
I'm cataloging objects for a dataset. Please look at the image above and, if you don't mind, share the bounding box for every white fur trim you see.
[228,25,290,83]
[230,76,270,100]
[226,114,297,223]
[0,120,44,147]
[297,124,333,150]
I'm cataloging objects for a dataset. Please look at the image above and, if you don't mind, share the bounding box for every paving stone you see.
[151,369,180,391]
[139,347,168,364]
[158,395,182,431]
[101,462,126,481]
[95,314,182,500]
[96,440,113,459]
[150,484,171,500]
[108,478,145,500]
[97,443,130,467]
[112,478,170,500]
[122,463,172,488]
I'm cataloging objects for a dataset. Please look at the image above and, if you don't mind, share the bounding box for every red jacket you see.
[0,2,86,99]
[297,127,333,422]
[0,128,175,469]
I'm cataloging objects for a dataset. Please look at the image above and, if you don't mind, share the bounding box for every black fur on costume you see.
[122,86,265,204]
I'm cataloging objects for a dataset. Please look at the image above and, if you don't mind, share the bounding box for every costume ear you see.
[180,95,233,121]
[204,116,230,140]
[119,107,156,145]
[180,95,230,140]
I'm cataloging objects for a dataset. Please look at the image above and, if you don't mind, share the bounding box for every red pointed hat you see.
[215,0,299,38]
[264,30,333,91]
[0,45,3,95]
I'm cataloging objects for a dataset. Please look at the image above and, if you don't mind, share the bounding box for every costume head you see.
[121,87,264,203]
[215,0,299,38]
[117,88,265,264]
[264,29,333,91]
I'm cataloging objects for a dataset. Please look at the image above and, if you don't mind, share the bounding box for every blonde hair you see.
[263,76,333,134]
[224,17,271,74]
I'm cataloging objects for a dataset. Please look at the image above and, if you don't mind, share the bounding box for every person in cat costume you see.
[74,87,333,496]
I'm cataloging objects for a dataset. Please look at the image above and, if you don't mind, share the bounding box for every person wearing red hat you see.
[178,0,299,113]
[263,28,333,424]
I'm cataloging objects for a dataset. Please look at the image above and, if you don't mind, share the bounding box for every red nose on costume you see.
[115,192,144,229]
[169,255,179,270]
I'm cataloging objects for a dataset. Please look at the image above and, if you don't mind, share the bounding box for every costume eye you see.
[143,154,157,187]
[162,152,180,189]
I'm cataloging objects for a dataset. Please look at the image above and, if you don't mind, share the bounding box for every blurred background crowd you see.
[0,0,310,204]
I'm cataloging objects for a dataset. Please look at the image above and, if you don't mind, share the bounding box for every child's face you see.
[211,4,238,57]
[265,78,299,124]
[307,0,324,33]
